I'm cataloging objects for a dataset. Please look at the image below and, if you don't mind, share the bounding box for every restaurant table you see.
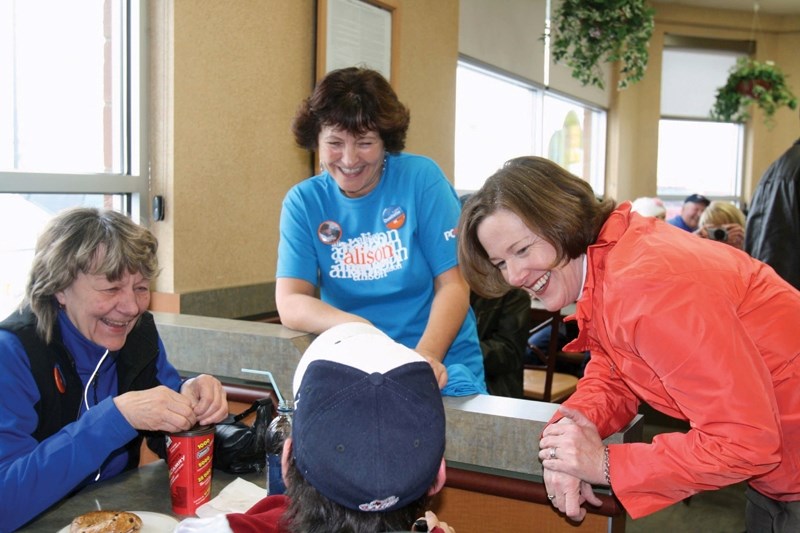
[18,460,264,532]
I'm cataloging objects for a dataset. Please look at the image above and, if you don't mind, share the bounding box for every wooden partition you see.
[434,467,624,533]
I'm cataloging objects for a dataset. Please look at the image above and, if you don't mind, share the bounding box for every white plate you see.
[58,511,179,533]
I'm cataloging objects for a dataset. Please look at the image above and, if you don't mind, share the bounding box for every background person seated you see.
[470,288,529,398]
[525,318,589,378]
[667,193,710,231]
[461,193,527,398]
[176,323,454,533]
[695,200,747,250]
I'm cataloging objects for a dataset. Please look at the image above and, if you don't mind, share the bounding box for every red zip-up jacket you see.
[559,203,800,518]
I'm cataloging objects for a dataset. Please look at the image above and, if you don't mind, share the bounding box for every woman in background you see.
[695,200,746,249]
[275,67,485,396]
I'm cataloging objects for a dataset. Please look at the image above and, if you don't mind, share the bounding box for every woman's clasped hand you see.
[538,406,606,521]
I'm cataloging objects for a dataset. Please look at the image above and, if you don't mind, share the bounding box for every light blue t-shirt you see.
[277,153,486,394]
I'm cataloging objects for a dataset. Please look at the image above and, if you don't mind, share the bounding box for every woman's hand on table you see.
[114,386,198,433]
[416,350,449,389]
[539,406,606,485]
[539,406,605,521]
[181,374,229,425]
[541,469,599,522]
[114,375,227,433]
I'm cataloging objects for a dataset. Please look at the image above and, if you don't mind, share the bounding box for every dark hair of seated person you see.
[281,456,430,533]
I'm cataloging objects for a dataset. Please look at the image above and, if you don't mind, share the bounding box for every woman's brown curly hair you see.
[292,67,410,153]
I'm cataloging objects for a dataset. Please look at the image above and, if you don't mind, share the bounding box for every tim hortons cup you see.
[166,424,215,515]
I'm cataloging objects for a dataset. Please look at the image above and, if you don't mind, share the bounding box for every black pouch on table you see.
[213,398,272,474]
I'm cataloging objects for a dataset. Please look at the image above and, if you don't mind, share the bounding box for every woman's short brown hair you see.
[458,156,616,298]
[291,67,410,153]
[23,207,159,343]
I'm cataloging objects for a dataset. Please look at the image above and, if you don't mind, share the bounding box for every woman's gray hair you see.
[23,207,159,344]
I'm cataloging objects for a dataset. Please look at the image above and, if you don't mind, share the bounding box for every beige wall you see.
[149,1,799,319]
[148,0,458,317]
[610,2,800,203]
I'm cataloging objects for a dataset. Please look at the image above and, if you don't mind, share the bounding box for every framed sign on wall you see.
[316,0,399,84]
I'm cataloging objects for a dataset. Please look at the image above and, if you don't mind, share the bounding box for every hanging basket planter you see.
[736,79,771,98]
[548,0,655,90]
[711,58,798,128]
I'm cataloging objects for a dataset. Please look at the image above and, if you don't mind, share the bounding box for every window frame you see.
[656,116,745,207]
[540,88,607,195]
[455,56,607,195]
[0,0,149,222]
[656,39,750,207]
[455,58,542,192]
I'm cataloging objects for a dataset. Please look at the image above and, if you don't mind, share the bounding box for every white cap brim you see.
[293,322,426,396]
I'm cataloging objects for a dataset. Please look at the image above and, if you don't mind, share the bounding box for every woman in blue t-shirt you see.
[275,67,485,396]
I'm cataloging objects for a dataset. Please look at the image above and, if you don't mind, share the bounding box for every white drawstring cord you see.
[83,349,109,412]
[83,348,109,481]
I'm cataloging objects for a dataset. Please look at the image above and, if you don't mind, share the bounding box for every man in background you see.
[745,138,800,291]
[667,194,710,232]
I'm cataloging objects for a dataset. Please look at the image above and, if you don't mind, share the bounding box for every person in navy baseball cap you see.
[285,322,449,531]
[667,193,710,232]
[175,322,454,533]
[683,194,710,207]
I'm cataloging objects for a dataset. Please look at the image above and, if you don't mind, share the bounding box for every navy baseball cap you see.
[291,323,446,513]
[684,194,710,206]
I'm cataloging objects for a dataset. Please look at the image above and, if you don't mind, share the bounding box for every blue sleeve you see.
[276,184,320,285]
[0,332,138,531]
[413,161,461,277]
[156,336,183,391]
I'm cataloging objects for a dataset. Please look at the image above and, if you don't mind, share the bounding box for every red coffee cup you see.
[166,424,215,515]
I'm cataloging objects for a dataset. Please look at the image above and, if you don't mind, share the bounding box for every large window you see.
[542,92,606,195]
[0,0,146,318]
[657,119,744,198]
[657,42,747,216]
[455,60,606,195]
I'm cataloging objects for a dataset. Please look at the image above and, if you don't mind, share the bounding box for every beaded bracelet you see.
[603,445,611,486]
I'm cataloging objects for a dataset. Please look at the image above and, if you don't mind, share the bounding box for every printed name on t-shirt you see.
[329,229,408,281]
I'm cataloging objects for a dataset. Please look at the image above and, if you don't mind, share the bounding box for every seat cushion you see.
[523,368,578,402]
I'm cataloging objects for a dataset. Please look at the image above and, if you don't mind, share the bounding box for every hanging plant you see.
[710,57,798,128]
[549,0,655,90]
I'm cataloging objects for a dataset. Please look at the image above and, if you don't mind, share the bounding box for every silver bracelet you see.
[603,445,611,486]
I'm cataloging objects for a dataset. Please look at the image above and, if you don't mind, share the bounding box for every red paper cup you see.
[166,424,215,515]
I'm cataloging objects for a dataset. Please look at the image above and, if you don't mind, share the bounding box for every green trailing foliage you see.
[549,0,655,90]
[710,57,798,128]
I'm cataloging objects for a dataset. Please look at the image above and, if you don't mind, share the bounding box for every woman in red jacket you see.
[458,156,800,531]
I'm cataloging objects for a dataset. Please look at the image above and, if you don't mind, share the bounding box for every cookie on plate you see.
[69,510,142,533]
